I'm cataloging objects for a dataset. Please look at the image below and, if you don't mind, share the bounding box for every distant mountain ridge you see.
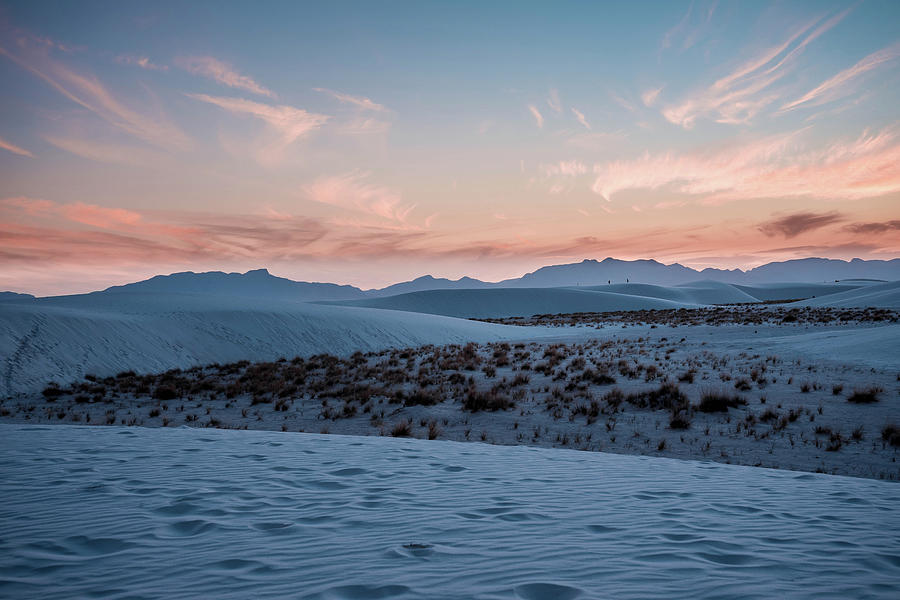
[102,268,364,301]
[2,257,898,300]
[500,257,900,288]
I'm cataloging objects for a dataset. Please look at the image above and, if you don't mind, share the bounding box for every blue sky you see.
[1,0,899,294]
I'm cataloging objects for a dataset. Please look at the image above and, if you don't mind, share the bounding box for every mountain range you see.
[4,257,899,301]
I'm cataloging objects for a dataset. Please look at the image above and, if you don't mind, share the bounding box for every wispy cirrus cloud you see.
[176,56,275,98]
[528,104,544,128]
[591,126,900,203]
[660,0,718,53]
[609,92,638,113]
[571,108,591,130]
[313,87,387,112]
[780,42,900,113]
[188,94,329,163]
[116,54,167,71]
[0,135,34,157]
[0,39,190,150]
[304,171,417,226]
[758,211,845,238]
[662,7,852,127]
[43,135,164,166]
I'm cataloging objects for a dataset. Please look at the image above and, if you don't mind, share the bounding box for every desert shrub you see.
[677,370,695,384]
[627,383,689,411]
[463,388,514,412]
[882,424,900,447]
[847,387,882,404]
[669,411,691,430]
[404,389,441,407]
[42,385,66,401]
[153,385,178,401]
[581,369,616,385]
[427,420,441,440]
[447,372,467,385]
[733,378,752,391]
[391,420,412,437]
[760,408,779,423]
[511,373,530,387]
[696,390,747,413]
[602,388,625,409]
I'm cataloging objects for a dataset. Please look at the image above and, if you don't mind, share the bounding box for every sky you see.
[1,0,899,295]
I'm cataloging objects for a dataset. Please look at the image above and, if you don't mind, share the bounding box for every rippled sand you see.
[1,424,898,599]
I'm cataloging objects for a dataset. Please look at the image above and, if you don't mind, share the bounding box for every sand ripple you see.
[1,424,898,599]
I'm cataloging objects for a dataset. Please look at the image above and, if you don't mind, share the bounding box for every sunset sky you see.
[1,0,899,295]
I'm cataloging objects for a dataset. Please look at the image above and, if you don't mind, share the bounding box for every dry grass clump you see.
[626,383,688,411]
[390,419,412,437]
[696,390,747,413]
[847,387,882,404]
[401,389,442,407]
[881,424,900,447]
[463,388,514,412]
[668,412,691,430]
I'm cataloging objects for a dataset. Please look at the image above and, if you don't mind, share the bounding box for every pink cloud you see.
[304,172,416,225]
[313,88,387,112]
[0,135,34,157]
[188,94,329,164]
[0,39,189,150]
[662,7,852,127]
[571,108,591,130]
[528,105,544,128]
[591,126,900,202]
[780,42,900,113]
[176,56,275,98]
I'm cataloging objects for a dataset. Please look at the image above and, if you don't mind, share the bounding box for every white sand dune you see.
[322,287,692,318]
[792,280,900,309]
[0,293,542,396]
[579,280,759,304]
[1,424,897,600]
[733,282,863,302]
[326,280,895,318]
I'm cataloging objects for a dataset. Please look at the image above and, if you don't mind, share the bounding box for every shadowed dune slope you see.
[792,280,900,309]
[321,287,692,319]
[733,282,864,302]
[579,281,759,305]
[0,293,536,396]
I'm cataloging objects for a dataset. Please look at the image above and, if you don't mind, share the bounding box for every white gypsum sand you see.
[1,424,898,599]
[4,310,897,479]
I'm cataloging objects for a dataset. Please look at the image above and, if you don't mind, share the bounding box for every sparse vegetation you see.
[696,391,747,413]
[847,387,882,404]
